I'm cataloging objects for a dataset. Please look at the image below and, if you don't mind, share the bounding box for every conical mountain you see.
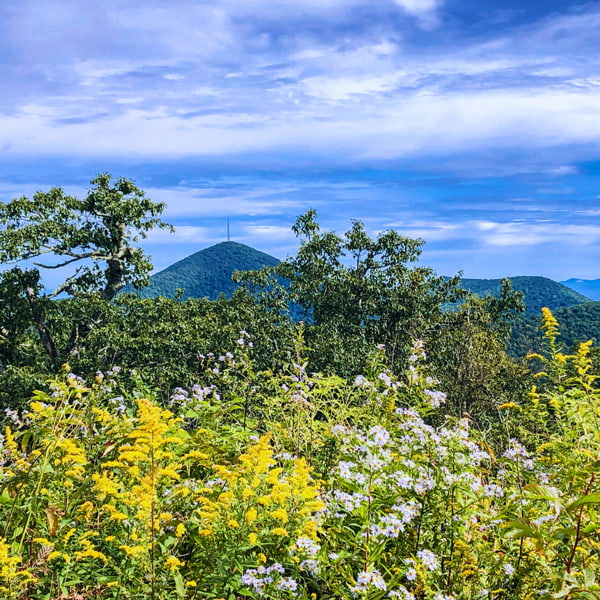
[134,241,280,300]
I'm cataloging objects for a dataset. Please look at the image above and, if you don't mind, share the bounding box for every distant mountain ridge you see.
[459,276,592,314]
[130,244,600,356]
[132,241,280,300]
[561,278,600,301]
[134,244,593,314]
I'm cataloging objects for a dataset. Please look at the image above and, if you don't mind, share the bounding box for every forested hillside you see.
[460,275,591,313]
[128,241,280,300]
[510,300,600,355]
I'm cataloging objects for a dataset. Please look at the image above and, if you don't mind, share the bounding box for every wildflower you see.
[417,549,439,571]
[354,375,370,388]
[246,507,258,524]
[277,577,298,591]
[350,569,387,596]
[423,389,446,408]
[369,425,390,447]
[300,558,319,575]
[378,372,392,386]
[270,508,288,523]
[165,556,185,571]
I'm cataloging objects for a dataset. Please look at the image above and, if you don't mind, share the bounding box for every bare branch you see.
[33,255,87,269]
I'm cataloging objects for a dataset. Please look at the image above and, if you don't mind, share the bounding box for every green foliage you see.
[509,301,600,358]
[0,174,172,370]
[428,284,529,421]
[0,174,172,300]
[497,309,600,598]
[1,311,600,598]
[251,210,465,376]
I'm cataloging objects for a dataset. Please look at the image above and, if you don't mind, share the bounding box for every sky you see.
[2,0,600,283]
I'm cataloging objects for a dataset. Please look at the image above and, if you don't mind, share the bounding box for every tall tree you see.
[264,209,465,374]
[0,173,172,365]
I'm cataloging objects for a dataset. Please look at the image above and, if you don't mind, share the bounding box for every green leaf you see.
[173,571,185,598]
[567,492,600,512]
[502,518,541,540]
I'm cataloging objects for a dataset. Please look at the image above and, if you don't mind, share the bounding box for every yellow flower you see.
[248,532,258,544]
[165,556,185,571]
[102,504,128,521]
[74,540,108,562]
[270,508,288,523]
[272,527,288,537]
[246,507,258,525]
[119,545,147,557]
[175,523,186,537]
[185,580,197,587]
[63,529,76,543]
[92,473,120,498]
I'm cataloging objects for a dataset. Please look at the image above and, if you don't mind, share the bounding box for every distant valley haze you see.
[1,0,600,282]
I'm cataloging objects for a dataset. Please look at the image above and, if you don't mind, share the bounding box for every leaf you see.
[566,492,600,512]
[502,518,541,541]
[173,571,185,598]
[101,444,116,458]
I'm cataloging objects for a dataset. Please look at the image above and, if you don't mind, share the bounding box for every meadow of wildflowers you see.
[1,311,600,599]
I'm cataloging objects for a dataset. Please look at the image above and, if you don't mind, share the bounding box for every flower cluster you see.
[241,563,297,596]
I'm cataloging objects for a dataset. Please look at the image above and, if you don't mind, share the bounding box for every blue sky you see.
[2,0,600,283]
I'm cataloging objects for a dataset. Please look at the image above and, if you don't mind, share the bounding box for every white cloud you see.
[147,185,308,219]
[472,221,600,247]
[241,224,295,241]
[301,74,402,101]
[5,87,600,160]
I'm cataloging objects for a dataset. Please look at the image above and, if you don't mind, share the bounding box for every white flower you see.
[417,549,439,571]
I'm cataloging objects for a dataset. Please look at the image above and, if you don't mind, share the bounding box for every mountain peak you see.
[134,241,280,300]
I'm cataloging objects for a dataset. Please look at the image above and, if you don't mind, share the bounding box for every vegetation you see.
[510,301,600,357]
[0,313,599,599]
[0,174,172,368]
[2,175,600,598]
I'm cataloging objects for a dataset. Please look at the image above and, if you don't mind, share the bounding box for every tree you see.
[0,174,172,365]
[427,281,529,422]
[254,209,466,375]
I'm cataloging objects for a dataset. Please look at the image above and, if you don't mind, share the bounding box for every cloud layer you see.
[1,0,600,281]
